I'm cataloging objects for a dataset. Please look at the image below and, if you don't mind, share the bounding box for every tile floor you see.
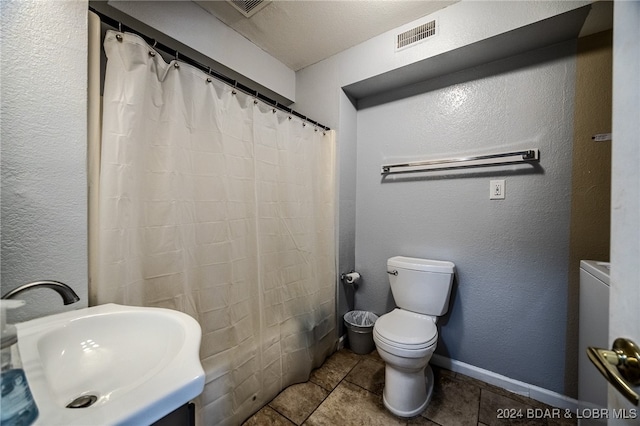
[243,349,577,426]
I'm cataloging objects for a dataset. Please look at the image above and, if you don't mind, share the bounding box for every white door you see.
[608,1,639,423]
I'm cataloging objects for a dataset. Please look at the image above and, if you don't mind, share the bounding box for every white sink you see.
[15,303,205,425]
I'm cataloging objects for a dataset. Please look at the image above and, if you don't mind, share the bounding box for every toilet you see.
[373,256,455,418]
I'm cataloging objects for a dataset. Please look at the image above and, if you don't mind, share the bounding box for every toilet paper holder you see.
[341,271,362,285]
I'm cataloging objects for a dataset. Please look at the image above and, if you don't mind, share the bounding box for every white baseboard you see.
[430,354,580,411]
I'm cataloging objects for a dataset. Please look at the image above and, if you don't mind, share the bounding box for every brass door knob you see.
[588,338,640,406]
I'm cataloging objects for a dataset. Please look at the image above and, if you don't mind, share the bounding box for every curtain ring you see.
[148,40,157,56]
[115,22,123,42]
[173,51,180,69]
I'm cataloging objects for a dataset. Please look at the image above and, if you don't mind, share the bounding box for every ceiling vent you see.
[396,20,437,50]
[226,0,272,18]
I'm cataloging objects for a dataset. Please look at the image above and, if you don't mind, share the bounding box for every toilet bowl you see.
[373,256,455,418]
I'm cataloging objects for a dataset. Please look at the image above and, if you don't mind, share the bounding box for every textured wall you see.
[569,30,612,270]
[565,29,612,397]
[1,0,88,322]
[293,1,590,347]
[354,41,576,394]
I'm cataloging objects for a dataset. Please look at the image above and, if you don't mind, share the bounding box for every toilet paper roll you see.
[344,272,361,284]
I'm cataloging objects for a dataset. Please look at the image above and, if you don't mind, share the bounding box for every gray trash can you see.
[343,310,379,354]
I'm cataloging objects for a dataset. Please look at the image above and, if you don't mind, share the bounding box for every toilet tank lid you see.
[388,256,455,273]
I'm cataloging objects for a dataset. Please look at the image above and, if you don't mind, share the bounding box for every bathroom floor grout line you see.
[476,387,483,425]
[297,355,365,425]
[267,401,299,425]
[302,358,362,424]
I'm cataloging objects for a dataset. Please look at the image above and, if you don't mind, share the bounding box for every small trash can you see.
[343,310,379,354]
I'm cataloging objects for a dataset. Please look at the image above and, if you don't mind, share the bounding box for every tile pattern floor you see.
[243,349,578,426]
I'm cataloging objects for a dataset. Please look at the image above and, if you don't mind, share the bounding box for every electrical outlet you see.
[490,180,505,200]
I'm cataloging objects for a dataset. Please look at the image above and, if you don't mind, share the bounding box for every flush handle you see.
[587,337,640,406]
[386,270,398,276]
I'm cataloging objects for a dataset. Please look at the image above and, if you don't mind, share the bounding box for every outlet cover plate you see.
[490,180,505,200]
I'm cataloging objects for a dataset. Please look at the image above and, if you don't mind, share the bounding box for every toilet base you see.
[382,365,434,418]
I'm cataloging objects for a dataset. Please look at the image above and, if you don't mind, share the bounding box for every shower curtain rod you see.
[89,7,331,132]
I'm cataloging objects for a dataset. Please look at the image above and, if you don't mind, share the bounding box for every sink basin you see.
[15,303,205,425]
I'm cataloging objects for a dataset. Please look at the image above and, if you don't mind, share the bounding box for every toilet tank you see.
[387,256,455,316]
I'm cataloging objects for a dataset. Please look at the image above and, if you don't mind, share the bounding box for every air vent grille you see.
[396,20,437,50]
[227,0,271,18]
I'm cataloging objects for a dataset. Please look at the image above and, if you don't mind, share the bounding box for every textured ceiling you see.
[195,0,458,71]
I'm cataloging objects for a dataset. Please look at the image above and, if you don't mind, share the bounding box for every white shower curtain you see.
[93,31,336,424]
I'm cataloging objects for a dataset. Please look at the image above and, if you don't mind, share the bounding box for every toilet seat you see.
[373,309,438,349]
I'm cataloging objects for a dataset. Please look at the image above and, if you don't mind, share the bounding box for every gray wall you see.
[1,0,89,322]
[335,94,359,322]
[293,1,590,351]
[354,41,576,394]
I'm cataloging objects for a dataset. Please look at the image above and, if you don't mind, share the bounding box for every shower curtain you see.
[92,30,336,425]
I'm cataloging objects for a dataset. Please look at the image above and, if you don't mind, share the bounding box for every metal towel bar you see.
[381,149,539,175]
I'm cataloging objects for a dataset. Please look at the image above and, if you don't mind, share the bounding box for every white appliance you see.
[578,260,610,425]
[373,256,455,417]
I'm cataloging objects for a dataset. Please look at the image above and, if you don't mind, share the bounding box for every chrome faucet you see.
[1,280,80,305]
